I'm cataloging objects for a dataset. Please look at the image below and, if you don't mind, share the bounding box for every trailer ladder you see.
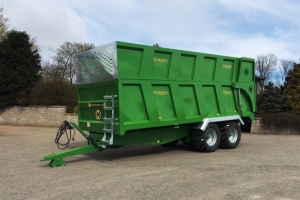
[101,95,117,147]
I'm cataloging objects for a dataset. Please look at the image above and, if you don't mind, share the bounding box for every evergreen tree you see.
[285,63,300,114]
[31,79,77,113]
[0,30,41,107]
[257,82,290,113]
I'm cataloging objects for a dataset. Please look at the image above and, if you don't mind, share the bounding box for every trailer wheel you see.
[191,123,220,152]
[162,140,178,147]
[180,138,188,144]
[219,122,241,149]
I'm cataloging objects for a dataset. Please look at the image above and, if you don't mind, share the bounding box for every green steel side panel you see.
[151,51,171,79]
[118,80,251,134]
[138,48,154,79]
[222,86,237,115]
[202,85,220,116]
[238,58,255,82]
[215,59,234,82]
[115,41,255,82]
[122,84,149,123]
[76,41,256,136]
[196,57,216,81]
[90,126,189,146]
[169,83,185,121]
[117,46,143,79]
[178,85,200,118]
[179,55,196,80]
[241,90,252,113]
[152,85,176,120]
[193,55,204,80]
[77,80,120,134]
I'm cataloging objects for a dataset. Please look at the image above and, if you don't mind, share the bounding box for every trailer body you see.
[76,41,255,144]
[41,41,256,167]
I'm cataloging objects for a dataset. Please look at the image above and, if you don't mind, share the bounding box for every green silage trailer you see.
[41,41,256,167]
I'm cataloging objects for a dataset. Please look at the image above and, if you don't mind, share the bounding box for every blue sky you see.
[2,0,300,62]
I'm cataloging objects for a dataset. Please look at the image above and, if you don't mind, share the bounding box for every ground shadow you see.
[44,140,195,164]
[39,142,194,167]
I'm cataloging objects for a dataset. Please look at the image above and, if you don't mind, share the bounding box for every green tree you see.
[285,62,300,114]
[52,42,95,84]
[0,7,9,42]
[257,82,290,113]
[31,79,77,113]
[0,30,41,107]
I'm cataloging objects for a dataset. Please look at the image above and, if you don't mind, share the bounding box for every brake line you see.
[54,120,76,150]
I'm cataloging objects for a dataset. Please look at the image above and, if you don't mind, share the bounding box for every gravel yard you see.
[0,125,299,200]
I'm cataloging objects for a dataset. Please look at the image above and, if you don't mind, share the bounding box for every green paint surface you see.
[75,41,256,137]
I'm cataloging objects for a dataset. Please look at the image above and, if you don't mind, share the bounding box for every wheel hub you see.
[228,127,238,143]
[205,128,217,146]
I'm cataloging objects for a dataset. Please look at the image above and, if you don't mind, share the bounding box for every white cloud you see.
[216,0,300,25]
[2,0,90,59]
[1,0,299,61]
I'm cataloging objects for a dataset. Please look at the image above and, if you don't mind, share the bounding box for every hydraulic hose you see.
[54,120,76,150]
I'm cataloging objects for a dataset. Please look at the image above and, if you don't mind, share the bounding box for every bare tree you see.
[52,42,95,84]
[0,7,9,42]
[275,59,294,86]
[29,37,41,52]
[41,60,65,81]
[255,53,278,86]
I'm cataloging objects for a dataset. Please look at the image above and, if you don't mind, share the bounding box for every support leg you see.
[40,144,101,167]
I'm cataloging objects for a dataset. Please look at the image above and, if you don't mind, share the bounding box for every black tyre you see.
[180,137,188,144]
[219,122,241,149]
[191,123,221,152]
[162,140,178,147]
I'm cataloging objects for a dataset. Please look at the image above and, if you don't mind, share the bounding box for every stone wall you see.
[251,117,299,135]
[0,107,298,134]
[0,106,78,127]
